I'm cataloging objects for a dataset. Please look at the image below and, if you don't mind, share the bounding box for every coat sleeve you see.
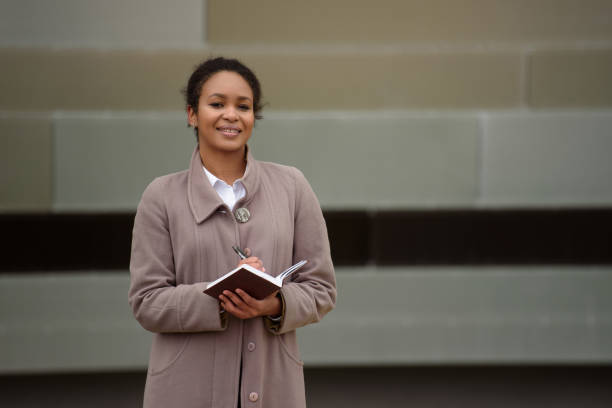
[128,178,227,333]
[271,168,337,334]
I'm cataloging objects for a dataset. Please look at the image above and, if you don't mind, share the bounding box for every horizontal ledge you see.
[3,41,612,53]
[3,108,612,120]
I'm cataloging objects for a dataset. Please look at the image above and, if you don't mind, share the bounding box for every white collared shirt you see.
[202,165,245,211]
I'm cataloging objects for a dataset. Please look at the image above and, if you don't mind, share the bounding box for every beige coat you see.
[129,146,336,408]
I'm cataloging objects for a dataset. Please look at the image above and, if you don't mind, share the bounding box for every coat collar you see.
[187,145,260,224]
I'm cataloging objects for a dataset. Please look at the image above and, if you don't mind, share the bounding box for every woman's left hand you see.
[219,289,281,320]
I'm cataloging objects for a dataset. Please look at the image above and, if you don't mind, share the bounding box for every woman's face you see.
[188,70,255,155]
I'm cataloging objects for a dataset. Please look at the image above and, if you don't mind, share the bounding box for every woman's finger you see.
[239,258,265,272]
[222,290,240,305]
[239,256,260,266]
[224,302,245,319]
[235,289,257,307]
[223,290,248,309]
[220,294,240,310]
[221,295,250,318]
[219,294,230,307]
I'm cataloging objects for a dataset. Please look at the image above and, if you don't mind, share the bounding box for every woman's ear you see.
[187,105,197,127]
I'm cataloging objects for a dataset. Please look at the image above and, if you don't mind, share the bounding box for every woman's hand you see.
[237,256,265,273]
[220,247,280,319]
[219,289,281,320]
[237,247,265,272]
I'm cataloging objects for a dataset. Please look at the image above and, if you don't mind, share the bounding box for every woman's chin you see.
[208,142,247,155]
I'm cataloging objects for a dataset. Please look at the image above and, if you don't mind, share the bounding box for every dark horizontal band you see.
[1,365,611,407]
[1,209,611,272]
[327,208,612,266]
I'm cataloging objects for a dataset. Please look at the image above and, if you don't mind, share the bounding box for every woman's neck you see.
[199,146,247,185]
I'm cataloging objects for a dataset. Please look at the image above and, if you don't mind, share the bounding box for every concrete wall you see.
[1,0,611,406]
[2,1,612,211]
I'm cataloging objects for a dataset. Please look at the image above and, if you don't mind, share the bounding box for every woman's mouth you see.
[217,127,241,137]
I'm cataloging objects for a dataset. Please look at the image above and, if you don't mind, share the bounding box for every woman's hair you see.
[183,57,263,120]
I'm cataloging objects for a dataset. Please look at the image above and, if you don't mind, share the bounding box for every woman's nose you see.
[223,107,238,121]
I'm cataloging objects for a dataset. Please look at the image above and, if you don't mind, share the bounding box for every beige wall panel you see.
[242,53,521,110]
[250,115,479,208]
[209,0,612,44]
[0,0,205,47]
[0,50,520,111]
[529,50,612,108]
[0,49,204,111]
[481,112,612,206]
[53,116,195,211]
[0,118,52,211]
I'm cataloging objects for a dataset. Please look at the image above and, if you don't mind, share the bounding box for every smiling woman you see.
[128,57,336,408]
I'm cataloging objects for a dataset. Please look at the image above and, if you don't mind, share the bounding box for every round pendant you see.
[234,207,251,223]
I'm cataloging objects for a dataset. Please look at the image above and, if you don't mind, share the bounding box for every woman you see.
[128,57,336,408]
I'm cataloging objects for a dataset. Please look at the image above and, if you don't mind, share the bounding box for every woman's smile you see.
[217,125,242,137]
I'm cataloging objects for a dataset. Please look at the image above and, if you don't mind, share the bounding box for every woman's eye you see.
[238,105,251,111]
[209,102,222,108]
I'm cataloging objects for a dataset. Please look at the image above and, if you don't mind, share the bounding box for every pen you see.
[232,245,248,259]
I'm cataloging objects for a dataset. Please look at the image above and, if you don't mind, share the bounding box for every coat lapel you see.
[187,146,224,224]
[236,147,261,207]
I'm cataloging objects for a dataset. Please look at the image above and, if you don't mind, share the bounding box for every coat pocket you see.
[148,333,191,376]
[277,332,304,367]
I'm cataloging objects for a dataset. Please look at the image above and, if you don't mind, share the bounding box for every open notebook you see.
[203,260,307,300]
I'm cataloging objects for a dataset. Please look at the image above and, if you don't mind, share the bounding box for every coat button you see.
[247,342,256,351]
[234,207,250,223]
[249,392,259,402]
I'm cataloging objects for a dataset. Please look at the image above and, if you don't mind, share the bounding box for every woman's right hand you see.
[236,248,265,272]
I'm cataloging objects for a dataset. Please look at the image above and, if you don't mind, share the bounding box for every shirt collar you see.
[202,163,244,190]
[202,164,222,187]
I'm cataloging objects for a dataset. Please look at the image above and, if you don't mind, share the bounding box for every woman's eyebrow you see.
[207,93,252,102]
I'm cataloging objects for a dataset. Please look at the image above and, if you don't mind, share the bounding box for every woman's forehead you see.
[202,71,253,100]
